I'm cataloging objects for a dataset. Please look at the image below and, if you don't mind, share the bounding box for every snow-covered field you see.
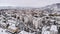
[0,28,35,34]
[0,28,8,34]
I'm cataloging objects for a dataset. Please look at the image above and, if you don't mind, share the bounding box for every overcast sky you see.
[0,0,60,7]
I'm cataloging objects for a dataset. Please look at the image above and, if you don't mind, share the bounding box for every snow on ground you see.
[0,28,35,34]
[0,28,10,34]
[19,30,35,34]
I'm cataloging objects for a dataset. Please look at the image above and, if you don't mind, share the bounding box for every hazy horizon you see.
[0,0,60,8]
